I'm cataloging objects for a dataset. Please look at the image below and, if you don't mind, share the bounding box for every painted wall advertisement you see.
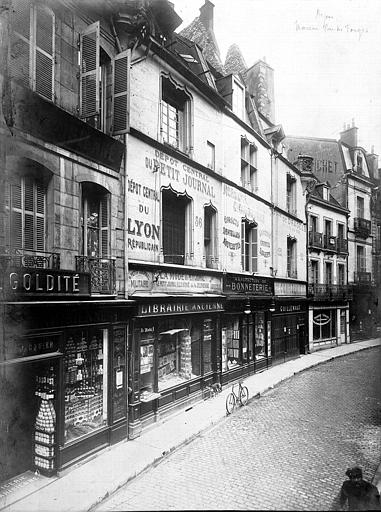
[127,268,222,295]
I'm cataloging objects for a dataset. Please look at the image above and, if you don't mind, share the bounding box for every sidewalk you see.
[2,338,381,512]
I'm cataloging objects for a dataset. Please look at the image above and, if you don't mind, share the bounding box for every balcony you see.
[308,283,353,301]
[353,218,371,239]
[0,248,60,270]
[353,271,372,284]
[308,231,323,249]
[76,257,116,295]
[336,238,348,254]
[323,234,337,252]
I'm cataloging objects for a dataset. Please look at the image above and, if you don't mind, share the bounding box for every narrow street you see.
[96,347,381,511]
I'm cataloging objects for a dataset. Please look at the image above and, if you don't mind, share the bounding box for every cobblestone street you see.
[96,347,381,511]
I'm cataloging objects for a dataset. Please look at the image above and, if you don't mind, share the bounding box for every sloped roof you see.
[224,43,247,81]
[179,16,224,74]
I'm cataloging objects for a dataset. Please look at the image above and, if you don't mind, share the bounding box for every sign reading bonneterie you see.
[6,268,90,296]
[223,274,273,296]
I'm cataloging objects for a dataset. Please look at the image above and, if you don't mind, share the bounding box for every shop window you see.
[81,183,110,258]
[64,328,108,444]
[313,310,336,340]
[7,175,46,252]
[204,204,217,268]
[241,314,254,363]
[138,317,213,399]
[340,310,346,334]
[241,138,257,193]
[202,318,213,374]
[241,219,257,272]
[356,196,365,218]
[79,22,130,135]
[287,237,297,278]
[286,174,297,215]
[162,188,192,265]
[224,316,241,369]
[207,141,215,170]
[10,0,55,101]
[254,312,266,359]
[161,75,192,153]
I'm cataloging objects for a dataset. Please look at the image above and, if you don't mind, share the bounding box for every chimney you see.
[340,120,358,147]
[199,0,214,31]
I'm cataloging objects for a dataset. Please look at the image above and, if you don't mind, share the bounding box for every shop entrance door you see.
[0,364,38,482]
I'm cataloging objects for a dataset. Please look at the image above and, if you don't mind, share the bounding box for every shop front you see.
[0,267,134,484]
[309,304,349,351]
[271,280,308,365]
[128,296,224,434]
[221,274,274,384]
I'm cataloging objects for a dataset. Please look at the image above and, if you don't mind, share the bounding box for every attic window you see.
[161,76,192,153]
[322,186,329,201]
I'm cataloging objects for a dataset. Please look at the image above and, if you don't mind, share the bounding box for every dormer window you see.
[232,79,245,119]
[356,153,363,174]
[322,186,329,201]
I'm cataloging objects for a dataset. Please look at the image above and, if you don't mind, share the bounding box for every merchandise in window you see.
[140,326,155,399]
[202,318,213,374]
[64,329,108,443]
[313,310,336,340]
[254,312,266,359]
[224,316,241,369]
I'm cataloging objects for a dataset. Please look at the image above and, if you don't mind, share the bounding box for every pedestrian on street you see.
[340,466,381,511]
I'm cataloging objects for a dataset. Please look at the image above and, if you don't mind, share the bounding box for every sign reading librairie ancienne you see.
[5,267,91,297]
[223,274,273,296]
[138,301,224,317]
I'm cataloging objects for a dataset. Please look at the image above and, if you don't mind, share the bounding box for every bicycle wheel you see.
[226,392,236,415]
[239,386,249,406]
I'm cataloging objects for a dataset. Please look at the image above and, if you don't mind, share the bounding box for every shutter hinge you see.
[77,36,81,49]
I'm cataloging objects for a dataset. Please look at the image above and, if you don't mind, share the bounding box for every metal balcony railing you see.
[308,231,323,248]
[323,234,337,252]
[336,238,348,254]
[75,256,116,295]
[353,218,371,238]
[308,283,353,301]
[0,248,60,270]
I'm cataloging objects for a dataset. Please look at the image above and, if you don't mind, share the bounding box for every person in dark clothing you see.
[340,466,381,511]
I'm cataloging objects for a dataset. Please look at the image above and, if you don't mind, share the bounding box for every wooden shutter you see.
[100,194,109,257]
[10,0,31,87]
[34,5,55,101]
[79,21,100,118]
[112,50,130,135]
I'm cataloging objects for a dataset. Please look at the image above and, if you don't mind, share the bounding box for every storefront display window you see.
[254,312,266,359]
[313,310,336,340]
[138,315,215,397]
[64,328,108,444]
[202,318,213,374]
[225,316,241,369]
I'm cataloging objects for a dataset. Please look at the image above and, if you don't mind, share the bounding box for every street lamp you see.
[244,300,251,315]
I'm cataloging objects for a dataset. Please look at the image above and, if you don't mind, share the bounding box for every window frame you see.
[356,196,365,218]
[81,183,110,259]
[10,0,55,101]
[286,174,297,215]
[160,75,192,154]
[161,188,192,265]
[204,204,218,268]
[287,237,297,278]
[206,141,215,170]
[241,219,258,273]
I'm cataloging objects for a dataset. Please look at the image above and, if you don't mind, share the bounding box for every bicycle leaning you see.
[225,380,249,415]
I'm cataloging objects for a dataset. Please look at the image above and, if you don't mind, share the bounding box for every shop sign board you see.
[128,269,222,295]
[138,301,224,316]
[274,281,306,297]
[223,274,273,296]
[5,267,91,297]
[4,333,61,361]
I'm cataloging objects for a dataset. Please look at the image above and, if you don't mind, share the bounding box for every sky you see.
[172,0,381,157]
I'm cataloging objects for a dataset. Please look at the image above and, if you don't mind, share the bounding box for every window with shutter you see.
[112,50,130,135]
[79,22,100,119]
[9,1,55,101]
[9,175,46,252]
[161,76,191,153]
[241,220,257,272]
[81,183,109,258]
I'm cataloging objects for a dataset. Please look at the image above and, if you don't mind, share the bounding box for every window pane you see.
[254,312,266,359]
[139,326,155,398]
[225,316,241,368]
[64,329,108,444]
[162,191,186,265]
[202,318,213,374]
